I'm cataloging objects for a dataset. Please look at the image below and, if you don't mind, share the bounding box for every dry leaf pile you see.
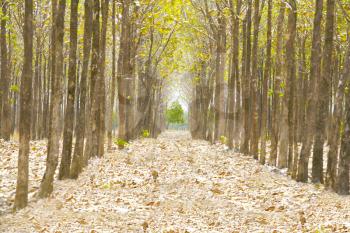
[1,131,350,232]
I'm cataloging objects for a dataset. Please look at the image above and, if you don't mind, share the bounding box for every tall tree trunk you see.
[251,0,264,159]
[14,0,33,210]
[98,0,109,156]
[240,0,252,154]
[260,0,272,164]
[269,3,285,166]
[31,37,39,140]
[214,6,226,141]
[292,35,307,179]
[312,0,335,184]
[88,0,101,157]
[227,0,238,149]
[327,41,350,189]
[71,0,93,178]
[117,0,130,142]
[107,0,116,150]
[297,0,323,182]
[58,0,79,180]
[337,81,350,195]
[285,0,297,173]
[39,0,66,198]
[0,0,11,140]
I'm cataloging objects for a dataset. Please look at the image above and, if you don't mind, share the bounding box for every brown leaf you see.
[142,221,149,232]
[265,206,275,211]
[151,170,158,182]
[77,218,88,225]
[299,211,306,226]
[211,188,223,195]
[145,201,160,207]
[256,217,268,225]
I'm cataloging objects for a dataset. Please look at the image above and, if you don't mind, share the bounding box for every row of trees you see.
[0,0,184,210]
[188,0,350,195]
[2,0,350,211]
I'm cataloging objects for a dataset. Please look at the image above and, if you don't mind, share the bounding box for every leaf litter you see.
[1,131,350,232]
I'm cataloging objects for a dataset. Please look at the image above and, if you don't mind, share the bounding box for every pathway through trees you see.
[1,131,350,232]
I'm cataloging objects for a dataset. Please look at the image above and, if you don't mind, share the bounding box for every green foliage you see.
[166,101,185,124]
[268,88,274,97]
[10,84,19,93]
[114,138,128,149]
[220,136,227,145]
[142,129,150,138]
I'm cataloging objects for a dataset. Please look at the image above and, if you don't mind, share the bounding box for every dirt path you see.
[1,131,350,232]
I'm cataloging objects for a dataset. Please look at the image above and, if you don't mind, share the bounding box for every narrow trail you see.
[1,131,350,232]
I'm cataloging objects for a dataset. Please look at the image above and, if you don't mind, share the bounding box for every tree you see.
[166,101,185,125]
[285,0,297,173]
[297,0,323,183]
[260,0,272,165]
[107,0,117,150]
[59,0,79,180]
[0,0,11,140]
[240,0,252,155]
[269,2,285,166]
[337,83,350,195]
[39,0,66,198]
[14,0,33,210]
[250,0,264,159]
[70,0,93,178]
[312,0,335,184]
[98,0,109,156]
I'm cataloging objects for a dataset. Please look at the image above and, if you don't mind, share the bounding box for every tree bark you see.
[260,0,272,164]
[269,3,285,166]
[107,0,117,150]
[71,0,93,178]
[337,81,350,195]
[39,0,66,198]
[0,0,11,140]
[297,0,323,182]
[251,0,264,159]
[97,0,109,156]
[240,0,252,155]
[87,0,101,158]
[214,4,226,141]
[285,0,297,173]
[327,41,350,189]
[312,0,335,184]
[58,0,79,180]
[14,0,33,210]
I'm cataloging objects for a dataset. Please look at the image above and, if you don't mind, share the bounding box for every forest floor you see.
[1,131,350,232]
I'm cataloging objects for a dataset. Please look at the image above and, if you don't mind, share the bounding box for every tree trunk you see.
[250,0,263,159]
[14,0,33,210]
[312,0,335,184]
[260,0,272,164]
[97,0,109,156]
[337,84,350,195]
[240,0,252,154]
[285,0,297,173]
[227,0,238,149]
[214,6,226,141]
[297,0,323,182]
[327,41,350,189]
[107,0,116,150]
[88,0,101,158]
[118,0,130,142]
[39,0,66,198]
[58,0,79,180]
[0,0,11,140]
[269,3,285,166]
[71,0,93,178]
